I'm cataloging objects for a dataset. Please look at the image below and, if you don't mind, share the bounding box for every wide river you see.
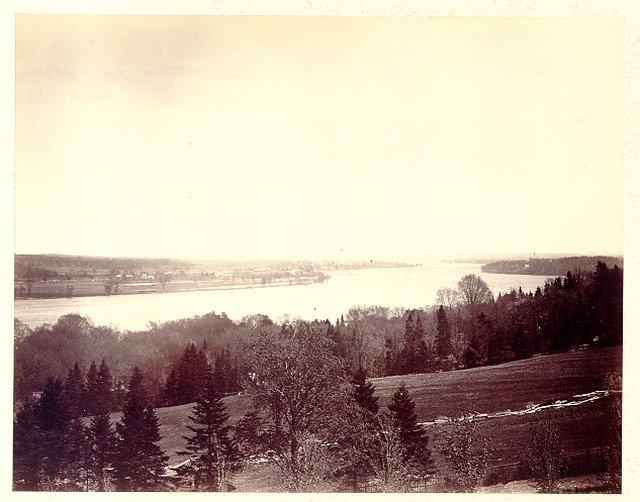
[14,263,550,331]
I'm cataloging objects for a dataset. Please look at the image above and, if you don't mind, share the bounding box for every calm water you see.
[14,263,549,331]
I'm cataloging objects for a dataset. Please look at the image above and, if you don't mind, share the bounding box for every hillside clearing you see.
[149,346,621,491]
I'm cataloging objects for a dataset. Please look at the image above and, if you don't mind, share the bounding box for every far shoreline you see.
[13,275,328,302]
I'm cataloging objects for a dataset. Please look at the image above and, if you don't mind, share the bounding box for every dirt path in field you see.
[420,389,619,426]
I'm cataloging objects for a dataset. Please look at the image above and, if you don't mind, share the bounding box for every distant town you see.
[14,254,419,299]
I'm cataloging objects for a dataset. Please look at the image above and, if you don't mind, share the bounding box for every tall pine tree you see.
[96,359,114,413]
[180,370,237,491]
[89,412,116,490]
[351,367,379,414]
[435,305,453,364]
[113,367,168,491]
[161,365,180,407]
[387,383,435,477]
[84,360,100,416]
[63,362,85,419]
[401,310,429,374]
[13,398,42,490]
[88,359,116,490]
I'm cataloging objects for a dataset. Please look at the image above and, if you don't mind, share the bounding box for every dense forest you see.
[13,261,623,492]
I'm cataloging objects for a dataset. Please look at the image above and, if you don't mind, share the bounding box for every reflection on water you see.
[14,263,550,331]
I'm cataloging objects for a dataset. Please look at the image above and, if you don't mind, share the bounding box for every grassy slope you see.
[151,346,621,490]
[370,345,621,420]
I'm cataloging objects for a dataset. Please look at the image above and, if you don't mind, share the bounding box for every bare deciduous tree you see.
[436,413,493,492]
[245,322,350,491]
[457,274,493,311]
[525,413,566,492]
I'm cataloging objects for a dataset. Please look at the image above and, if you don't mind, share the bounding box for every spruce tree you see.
[88,360,116,490]
[13,398,42,490]
[84,360,100,416]
[435,305,453,363]
[66,415,92,490]
[180,370,237,491]
[387,383,435,477]
[96,359,114,414]
[176,343,211,404]
[64,362,85,420]
[89,412,116,490]
[344,367,381,488]
[35,377,74,488]
[401,312,417,374]
[351,367,379,414]
[62,363,92,489]
[401,310,428,374]
[213,351,230,394]
[162,367,180,406]
[113,367,168,491]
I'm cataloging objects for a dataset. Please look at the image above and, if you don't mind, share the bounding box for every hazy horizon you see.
[15,16,624,261]
[12,250,624,265]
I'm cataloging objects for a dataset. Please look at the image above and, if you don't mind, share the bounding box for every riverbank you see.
[14,275,327,300]
[14,263,552,331]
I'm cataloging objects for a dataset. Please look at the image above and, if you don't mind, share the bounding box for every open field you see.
[370,345,621,420]
[146,346,621,491]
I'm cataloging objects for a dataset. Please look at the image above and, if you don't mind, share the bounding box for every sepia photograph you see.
[6,2,635,495]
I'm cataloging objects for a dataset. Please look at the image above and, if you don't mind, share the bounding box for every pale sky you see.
[14,15,625,260]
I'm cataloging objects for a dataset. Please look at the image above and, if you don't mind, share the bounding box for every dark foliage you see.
[351,367,379,415]
[179,370,238,491]
[113,367,168,491]
[387,383,435,477]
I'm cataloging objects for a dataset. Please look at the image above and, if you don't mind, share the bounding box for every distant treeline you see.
[15,254,192,280]
[481,256,623,276]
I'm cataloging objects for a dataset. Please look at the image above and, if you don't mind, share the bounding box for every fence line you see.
[486,445,614,485]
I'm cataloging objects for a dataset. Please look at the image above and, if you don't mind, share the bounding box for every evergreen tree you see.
[327,321,349,360]
[180,370,237,491]
[401,311,417,374]
[590,262,623,346]
[113,367,168,491]
[511,325,533,360]
[341,367,382,488]
[213,349,240,394]
[84,360,100,416]
[63,364,93,489]
[63,362,85,420]
[415,316,431,372]
[351,367,379,414]
[66,415,92,490]
[435,305,453,363]
[416,338,432,373]
[176,343,211,404]
[384,337,401,376]
[213,352,229,394]
[96,359,114,414]
[401,311,429,374]
[35,377,74,488]
[14,376,89,491]
[13,398,42,490]
[162,367,180,406]
[89,412,117,491]
[35,378,78,489]
[486,327,506,366]
[387,383,435,477]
